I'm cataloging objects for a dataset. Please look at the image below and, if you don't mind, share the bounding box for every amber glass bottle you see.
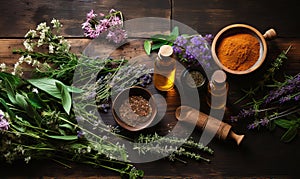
[153,45,176,91]
[207,70,228,109]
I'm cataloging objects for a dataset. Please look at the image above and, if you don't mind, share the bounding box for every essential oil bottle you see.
[153,45,176,91]
[207,70,228,109]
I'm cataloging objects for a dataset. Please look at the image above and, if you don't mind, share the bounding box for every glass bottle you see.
[207,70,228,109]
[153,45,176,91]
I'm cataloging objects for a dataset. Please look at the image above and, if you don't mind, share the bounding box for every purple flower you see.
[173,34,213,72]
[247,123,258,130]
[230,108,255,122]
[294,94,300,101]
[174,35,188,47]
[279,95,292,104]
[264,73,300,105]
[0,114,9,131]
[259,117,269,126]
[77,130,85,138]
[82,9,127,43]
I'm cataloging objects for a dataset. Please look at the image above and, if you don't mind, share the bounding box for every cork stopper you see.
[158,45,173,60]
[212,70,227,85]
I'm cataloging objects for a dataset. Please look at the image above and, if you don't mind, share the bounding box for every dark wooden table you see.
[0,0,299,178]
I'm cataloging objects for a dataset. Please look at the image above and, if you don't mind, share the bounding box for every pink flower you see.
[86,10,97,19]
[106,28,127,44]
[82,9,127,43]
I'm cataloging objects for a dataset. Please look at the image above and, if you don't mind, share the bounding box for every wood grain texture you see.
[0,0,171,37]
[172,0,300,37]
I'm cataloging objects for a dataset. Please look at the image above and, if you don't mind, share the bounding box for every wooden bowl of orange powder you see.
[211,24,276,75]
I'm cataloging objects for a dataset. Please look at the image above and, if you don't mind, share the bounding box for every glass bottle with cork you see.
[153,45,176,91]
[207,70,228,109]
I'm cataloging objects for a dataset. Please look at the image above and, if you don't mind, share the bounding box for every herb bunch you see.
[231,48,300,142]
[234,46,291,104]
[143,27,214,71]
[0,72,143,178]
[0,18,216,178]
[134,133,214,163]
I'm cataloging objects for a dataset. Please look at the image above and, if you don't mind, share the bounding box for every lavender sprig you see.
[173,34,214,70]
[231,71,300,142]
[234,46,291,104]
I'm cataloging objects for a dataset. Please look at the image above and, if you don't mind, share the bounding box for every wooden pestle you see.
[175,106,244,145]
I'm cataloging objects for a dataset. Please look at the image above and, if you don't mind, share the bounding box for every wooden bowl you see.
[112,86,157,131]
[211,24,276,75]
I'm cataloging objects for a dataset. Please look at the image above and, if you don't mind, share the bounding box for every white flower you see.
[24,156,31,164]
[51,18,62,29]
[24,29,37,38]
[12,62,23,76]
[32,88,39,94]
[87,146,91,153]
[37,38,44,47]
[23,39,34,52]
[36,22,47,31]
[32,60,40,67]
[23,55,33,65]
[18,56,24,63]
[49,43,54,53]
[0,63,7,72]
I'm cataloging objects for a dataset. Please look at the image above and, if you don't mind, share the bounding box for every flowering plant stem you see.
[231,48,300,142]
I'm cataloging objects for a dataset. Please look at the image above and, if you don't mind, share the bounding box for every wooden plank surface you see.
[0,0,300,178]
[0,0,171,37]
[172,0,300,37]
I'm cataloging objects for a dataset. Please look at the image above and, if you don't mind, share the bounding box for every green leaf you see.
[48,135,78,140]
[4,79,17,105]
[56,82,72,114]
[151,41,169,51]
[280,126,297,143]
[27,78,62,99]
[58,128,66,136]
[274,119,293,129]
[59,123,75,131]
[0,98,15,118]
[15,93,28,109]
[27,93,44,109]
[144,40,152,55]
[66,86,84,93]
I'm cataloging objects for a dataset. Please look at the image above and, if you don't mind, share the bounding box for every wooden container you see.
[211,24,276,75]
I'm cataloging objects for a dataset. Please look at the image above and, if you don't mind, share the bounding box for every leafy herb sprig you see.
[144,26,179,55]
[234,45,292,104]
[231,49,300,142]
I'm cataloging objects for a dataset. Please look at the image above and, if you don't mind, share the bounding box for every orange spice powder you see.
[217,33,260,71]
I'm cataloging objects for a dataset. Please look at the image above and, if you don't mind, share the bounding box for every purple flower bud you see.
[77,130,85,138]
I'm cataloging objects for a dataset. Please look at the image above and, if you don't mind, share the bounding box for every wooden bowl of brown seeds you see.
[112,86,157,131]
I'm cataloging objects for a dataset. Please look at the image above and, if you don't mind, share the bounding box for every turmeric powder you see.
[217,33,260,71]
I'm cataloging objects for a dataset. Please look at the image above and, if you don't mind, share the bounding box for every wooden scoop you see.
[176,106,244,145]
